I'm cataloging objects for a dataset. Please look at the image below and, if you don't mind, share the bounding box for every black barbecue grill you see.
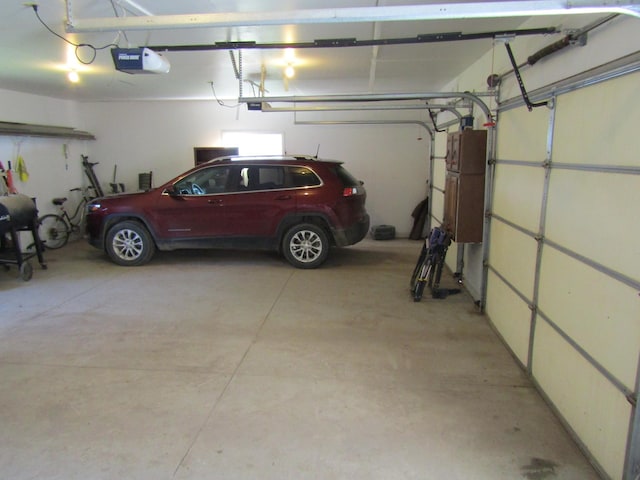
[0,194,47,280]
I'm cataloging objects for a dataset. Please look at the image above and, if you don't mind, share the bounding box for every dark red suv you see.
[86,155,369,268]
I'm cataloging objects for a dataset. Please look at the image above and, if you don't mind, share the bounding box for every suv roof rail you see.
[207,154,319,164]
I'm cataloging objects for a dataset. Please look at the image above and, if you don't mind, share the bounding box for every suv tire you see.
[282,223,329,269]
[106,220,156,266]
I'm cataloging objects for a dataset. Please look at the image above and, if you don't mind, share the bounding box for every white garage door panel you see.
[434,133,448,157]
[553,73,640,166]
[489,220,538,300]
[496,106,549,162]
[432,190,445,224]
[532,320,631,480]
[433,159,447,191]
[492,163,545,234]
[486,269,531,365]
[546,170,640,281]
[538,247,640,390]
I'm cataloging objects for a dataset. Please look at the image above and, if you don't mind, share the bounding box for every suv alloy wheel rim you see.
[112,228,144,261]
[290,229,323,263]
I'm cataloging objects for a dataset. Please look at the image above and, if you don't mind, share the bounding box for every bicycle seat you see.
[52,197,67,205]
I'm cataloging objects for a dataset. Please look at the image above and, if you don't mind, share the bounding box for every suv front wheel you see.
[282,223,329,269]
[106,221,156,266]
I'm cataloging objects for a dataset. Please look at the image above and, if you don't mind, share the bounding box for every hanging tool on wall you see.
[82,155,104,198]
[63,143,69,170]
[16,155,29,183]
[0,161,12,194]
[13,140,29,183]
[0,161,17,194]
[110,164,125,194]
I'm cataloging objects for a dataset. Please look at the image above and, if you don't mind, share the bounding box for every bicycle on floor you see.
[37,187,97,249]
[410,226,460,302]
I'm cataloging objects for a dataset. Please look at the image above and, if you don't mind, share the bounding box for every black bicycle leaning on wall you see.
[37,187,97,249]
[410,226,461,302]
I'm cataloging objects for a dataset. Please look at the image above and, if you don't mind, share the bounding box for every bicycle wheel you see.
[412,256,433,302]
[38,214,69,249]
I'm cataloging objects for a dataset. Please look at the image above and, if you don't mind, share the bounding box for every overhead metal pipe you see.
[240,92,494,123]
[262,104,449,113]
[262,104,470,126]
[294,119,434,138]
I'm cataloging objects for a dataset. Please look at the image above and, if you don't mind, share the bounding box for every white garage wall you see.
[78,101,431,237]
[0,90,90,217]
[440,14,640,480]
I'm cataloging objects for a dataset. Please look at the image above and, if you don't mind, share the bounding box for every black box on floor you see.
[370,224,396,240]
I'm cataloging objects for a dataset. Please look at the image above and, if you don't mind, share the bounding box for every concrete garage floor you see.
[0,238,599,480]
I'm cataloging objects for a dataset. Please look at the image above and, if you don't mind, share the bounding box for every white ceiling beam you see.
[65,1,640,33]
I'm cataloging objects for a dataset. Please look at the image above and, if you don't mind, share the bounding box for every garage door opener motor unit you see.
[111,48,170,74]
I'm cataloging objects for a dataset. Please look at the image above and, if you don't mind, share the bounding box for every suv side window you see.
[174,166,231,195]
[236,166,286,191]
[287,166,321,187]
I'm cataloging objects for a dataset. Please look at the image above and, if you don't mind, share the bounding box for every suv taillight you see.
[343,186,362,197]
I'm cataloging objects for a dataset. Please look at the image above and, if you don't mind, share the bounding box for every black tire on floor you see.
[105,221,156,266]
[19,261,33,281]
[282,223,329,269]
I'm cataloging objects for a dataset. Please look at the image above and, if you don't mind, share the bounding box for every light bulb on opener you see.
[68,70,79,83]
[285,64,295,78]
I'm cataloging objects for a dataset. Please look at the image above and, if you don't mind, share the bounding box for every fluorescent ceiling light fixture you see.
[66,1,640,32]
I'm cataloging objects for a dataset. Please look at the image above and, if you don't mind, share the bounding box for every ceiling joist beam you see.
[65,1,640,33]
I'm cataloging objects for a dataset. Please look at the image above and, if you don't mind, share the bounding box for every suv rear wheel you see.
[106,221,156,266]
[282,223,329,269]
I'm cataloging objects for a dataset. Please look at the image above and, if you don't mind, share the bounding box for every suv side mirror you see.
[164,185,180,196]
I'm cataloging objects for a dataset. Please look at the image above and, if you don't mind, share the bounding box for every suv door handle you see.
[208,199,223,205]
[275,195,292,200]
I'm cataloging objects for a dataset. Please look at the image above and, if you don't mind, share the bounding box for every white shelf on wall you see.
[0,121,95,140]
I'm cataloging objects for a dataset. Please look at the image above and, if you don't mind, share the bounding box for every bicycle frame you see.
[37,187,96,250]
[57,187,95,231]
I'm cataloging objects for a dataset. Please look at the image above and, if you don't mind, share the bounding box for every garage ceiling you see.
[0,1,637,102]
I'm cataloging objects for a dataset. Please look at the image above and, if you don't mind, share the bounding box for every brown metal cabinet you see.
[443,129,487,243]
